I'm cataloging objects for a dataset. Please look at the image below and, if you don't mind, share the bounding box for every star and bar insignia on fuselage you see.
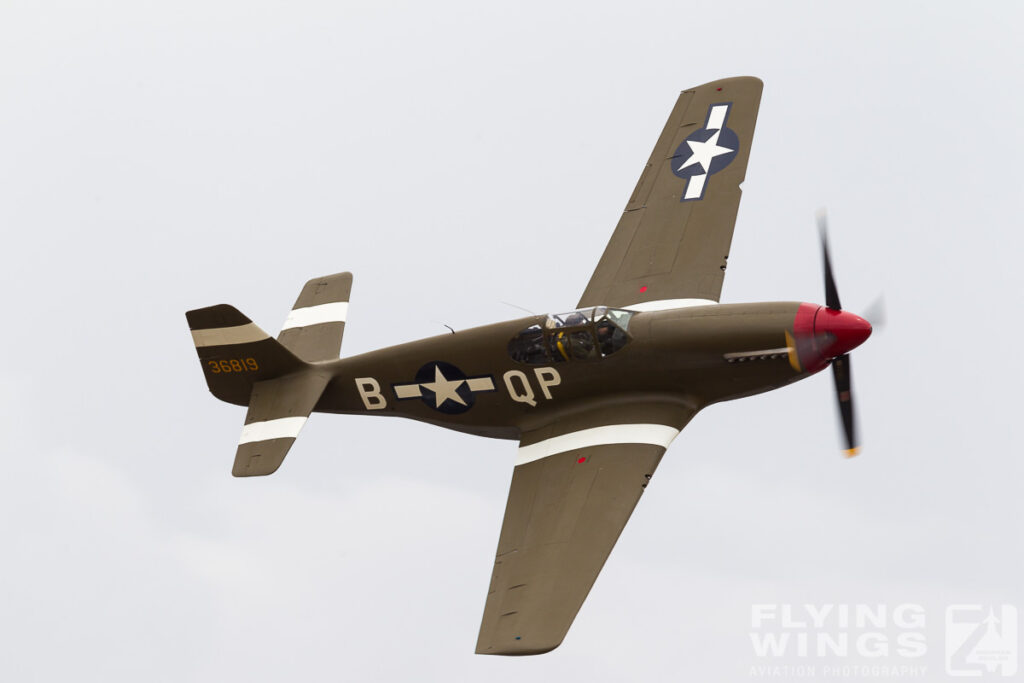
[671,102,740,201]
[393,361,496,414]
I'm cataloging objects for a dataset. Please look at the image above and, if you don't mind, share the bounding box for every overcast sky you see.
[2,1,1022,681]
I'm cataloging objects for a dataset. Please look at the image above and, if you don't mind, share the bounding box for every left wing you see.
[476,402,696,655]
[578,77,763,310]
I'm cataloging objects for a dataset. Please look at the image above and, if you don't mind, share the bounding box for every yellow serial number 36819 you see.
[207,358,259,374]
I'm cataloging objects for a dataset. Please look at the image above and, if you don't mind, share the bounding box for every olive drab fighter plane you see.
[187,76,873,655]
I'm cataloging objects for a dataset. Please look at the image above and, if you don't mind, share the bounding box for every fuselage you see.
[311,301,852,440]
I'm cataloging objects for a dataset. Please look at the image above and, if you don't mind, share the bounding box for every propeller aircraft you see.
[186,76,872,655]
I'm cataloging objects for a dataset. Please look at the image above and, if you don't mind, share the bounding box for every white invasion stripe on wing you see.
[515,423,680,466]
[624,299,718,312]
[191,323,270,347]
[281,302,349,330]
[238,416,308,444]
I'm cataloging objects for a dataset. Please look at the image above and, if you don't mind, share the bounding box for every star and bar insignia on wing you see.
[671,102,740,201]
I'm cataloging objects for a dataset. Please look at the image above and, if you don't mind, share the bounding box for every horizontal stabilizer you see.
[233,371,330,476]
[278,272,353,362]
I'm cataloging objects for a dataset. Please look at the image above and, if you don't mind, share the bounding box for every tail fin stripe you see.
[239,416,308,444]
[281,301,349,330]
[191,323,270,348]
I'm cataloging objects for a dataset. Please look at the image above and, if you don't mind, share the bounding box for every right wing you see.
[578,76,763,310]
[476,401,696,655]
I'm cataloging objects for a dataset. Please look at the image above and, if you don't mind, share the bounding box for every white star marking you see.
[421,365,467,408]
[677,129,734,173]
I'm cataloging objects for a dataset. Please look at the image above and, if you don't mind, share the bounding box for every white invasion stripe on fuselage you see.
[515,423,680,466]
[281,302,349,330]
[191,323,270,347]
[238,416,308,444]
[624,298,718,312]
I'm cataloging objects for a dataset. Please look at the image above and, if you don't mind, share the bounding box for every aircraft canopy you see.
[508,307,633,364]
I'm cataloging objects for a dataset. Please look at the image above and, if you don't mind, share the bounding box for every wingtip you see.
[475,642,561,656]
[683,75,764,95]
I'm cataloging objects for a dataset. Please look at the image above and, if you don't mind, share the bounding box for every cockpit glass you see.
[595,319,627,356]
[604,308,633,331]
[569,329,598,360]
[508,324,547,364]
[544,309,595,329]
[507,307,633,364]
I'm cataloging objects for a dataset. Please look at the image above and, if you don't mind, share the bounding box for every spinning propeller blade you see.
[831,353,858,456]
[817,211,864,457]
[861,294,887,330]
[817,210,842,311]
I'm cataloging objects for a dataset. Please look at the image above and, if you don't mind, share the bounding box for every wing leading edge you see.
[476,402,696,655]
[578,76,763,310]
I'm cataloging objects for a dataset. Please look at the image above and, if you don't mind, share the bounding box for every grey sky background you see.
[2,1,1022,680]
